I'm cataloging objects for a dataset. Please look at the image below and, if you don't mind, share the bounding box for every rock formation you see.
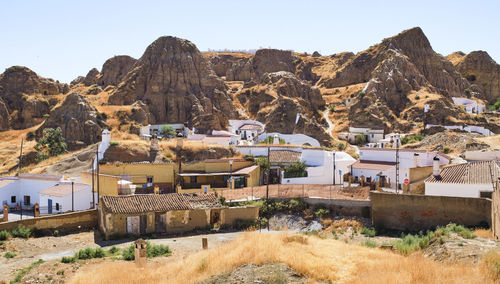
[37,92,105,148]
[100,55,137,86]
[226,49,297,82]
[453,51,500,104]
[235,71,330,144]
[205,53,248,78]
[108,36,236,132]
[0,66,68,129]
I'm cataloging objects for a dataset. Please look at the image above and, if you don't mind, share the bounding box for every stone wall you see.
[302,198,371,217]
[0,209,97,232]
[371,192,491,231]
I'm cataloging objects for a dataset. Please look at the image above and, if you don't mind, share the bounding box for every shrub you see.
[354,134,366,145]
[160,125,176,138]
[4,251,16,258]
[483,250,500,281]
[358,91,366,97]
[0,230,10,241]
[334,142,346,151]
[329,105,335,113]
[75,247,106,260]
[362,240,377,248]
[11,225,31,239]
[283,161,307,178]
[443,146,451,154]
[401,134,424,145]
[122,242,172,261]
[11,259,44,283]
[121,245,135,261]
[61,256,76,263]
[53,230,59,237]
[34,127,67,157]
[361,227,376,237]
[259,135,285,145]
[108,246,119,255]
[415,95,420,100]
[109,141,119,146]
[314,208,330,219]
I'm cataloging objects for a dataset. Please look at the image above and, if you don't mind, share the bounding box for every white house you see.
[339,126,385,144]
[425,124,494,136]
[235,145,356,185]
[139,123,186,140]
[351,148,450,189]
[186,130,240,146]
[228,120,265,142]
[425,161,499,198]
[464,149,500,164]
[257,133,320,147]
[452,97,485,114]
[0,174,62,210]
[39,182,94,214]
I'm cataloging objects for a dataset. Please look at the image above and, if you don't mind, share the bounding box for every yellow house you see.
[177,159,260,193]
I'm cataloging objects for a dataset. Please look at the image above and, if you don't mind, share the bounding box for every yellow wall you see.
[81,172,122,196]
[221,206,259,226]
[409,166,433,182]
[246,166,260,187]
[166,209,210,233]
[99,163,175,184]
[181,160,253,173]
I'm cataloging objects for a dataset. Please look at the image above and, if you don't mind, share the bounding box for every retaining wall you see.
[371,192,491,231]
[0,209,97,232]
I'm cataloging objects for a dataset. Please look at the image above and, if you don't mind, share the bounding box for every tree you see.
[354,134,366,145]
[34,127,67,161]
[160,125,176,138]
[259,136,285,144]
[284,161,307,178]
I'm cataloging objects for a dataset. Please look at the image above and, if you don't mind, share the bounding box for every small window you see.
[23,195,30,206]
[147,176,153,184]
[190,176,197,184]
[11,196,16,203]
[56,203,60,211]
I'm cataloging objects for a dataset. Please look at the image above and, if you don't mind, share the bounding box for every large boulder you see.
[453,51,500,104]
[100,55,137,86]
[37,92,105,147]
[108,36,236,132]
[205,53,248,78]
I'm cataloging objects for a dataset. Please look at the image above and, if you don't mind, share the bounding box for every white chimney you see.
[413,153,419,168]
[433,157,440,176]
[273,134,280,145]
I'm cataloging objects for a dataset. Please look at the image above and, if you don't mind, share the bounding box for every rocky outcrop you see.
[206,54,248,77]
[81,68,101,86]
[296,52,354,84]
[37,92,105,147]
[453,51,500,104]
[235,71,330,145]
[226,49,297,82]
[100,55,137,86]
[108,36,236,132]
[0,66,68,129]
[318,27,470,98]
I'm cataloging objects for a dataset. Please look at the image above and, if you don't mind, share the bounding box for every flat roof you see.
[178,165,259,177]
[351,160,396,171]
[39,183,90,197]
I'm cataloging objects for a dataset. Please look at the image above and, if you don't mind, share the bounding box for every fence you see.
[216,184,370,201]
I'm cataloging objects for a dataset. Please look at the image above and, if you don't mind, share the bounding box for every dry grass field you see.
[69,232,499,284]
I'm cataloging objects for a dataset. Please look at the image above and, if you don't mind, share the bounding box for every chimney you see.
[273,134,280,145]
[413,153,419,168]
[433,156,440,176]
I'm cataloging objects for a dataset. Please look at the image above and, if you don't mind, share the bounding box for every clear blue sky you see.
[1,0,499,83]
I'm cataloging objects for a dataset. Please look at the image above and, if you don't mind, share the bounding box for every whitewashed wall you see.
[425,182,493,198]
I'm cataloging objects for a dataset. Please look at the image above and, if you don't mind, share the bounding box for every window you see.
[23,195,30,206]
[147,176,153,183]
[11,196,16,203]
[190,176,197,184]
[56,203,60,211]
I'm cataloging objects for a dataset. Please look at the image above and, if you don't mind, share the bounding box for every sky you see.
[1,0,499,83]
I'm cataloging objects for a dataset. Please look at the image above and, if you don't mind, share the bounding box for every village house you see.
[425,161,500,198]
[339,126,385,145]
[98,193,259,239]
[139,123,186,140]
[39,182,94,213]
[186,129,240,146]
[228,119,265,143]
[235,145,355,185]
[257,133,320,147]
[464,149,500,165]
[452,97,485,114]
[351,148,450,191]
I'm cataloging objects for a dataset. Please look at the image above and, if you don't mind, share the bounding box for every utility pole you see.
[395,135,400,194]
[17,138,24,176]
[71,179,74,211]
[266,143,270,200]
[91,158,95,208]
[96,147,100,202]
[333,151,336,185]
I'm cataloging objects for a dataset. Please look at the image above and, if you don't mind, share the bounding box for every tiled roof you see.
[269,150,301,163]
[425,161,500,184]
[239,124,262,130]
[18,173,62,181]
[40,183,90,197]
[100,193,221,214]
[351,160,396,171]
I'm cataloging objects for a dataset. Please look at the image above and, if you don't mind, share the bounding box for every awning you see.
[178,165,259,177]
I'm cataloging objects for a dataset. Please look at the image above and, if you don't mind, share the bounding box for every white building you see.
[452,97,485,114]
[186,130,240,146]
[228,120,265,142]
[257,133,320,147]
[139,123,186,140]
[425,161,499,198]
[0,174,62,210]
[235,145,356,185]
[39,182,94,213]
[425,124,494,136]
[464,149,500,164]
[351,148,450,189]
[339,126,385,144]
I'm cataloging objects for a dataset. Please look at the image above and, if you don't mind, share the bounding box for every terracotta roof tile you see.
[239,124,262,130]
[40,183,89,197]
[425,161,500,184]
[269,150,301,164]
[100,193,221,214]
[351,160,396,171]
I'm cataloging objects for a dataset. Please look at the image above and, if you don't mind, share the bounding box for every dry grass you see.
[475,229,494,239]
[69,232,495,284]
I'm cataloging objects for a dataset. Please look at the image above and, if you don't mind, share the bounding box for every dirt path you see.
[323,110,335,138]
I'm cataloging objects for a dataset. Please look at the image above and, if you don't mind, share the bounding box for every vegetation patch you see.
[11,225,31,239]
[122,242,171,261]
[11,259,44,283]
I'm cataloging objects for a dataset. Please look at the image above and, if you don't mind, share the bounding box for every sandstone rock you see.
[226,49,297,82]
[454,51,500,104]
[312,51,321,57]
[108,36,236,132]
[37,92,105,146]
[81,68,101,86]
[296,52,354,84]
[235,71,330,145]
[130,100,151,125]
[206,54,246,77]
[318,27,470,98]
[100,55,137,86]
[0,99,10,130]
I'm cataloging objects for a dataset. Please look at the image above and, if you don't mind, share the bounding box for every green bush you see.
[362,240,377,248]
[443,146,451,154]
[108,246,119,255]
[11,259,44,283]
[0,230,10,241]
[11,225,31,239]
[4,251,16,258]
[122,242,172,261]
[259,136,285,145]
[358,91,366,97]
[314,208,330,219]
[34,127,67,157]
[401,134,424,145]
[354,134,366,145]
[361,227,376,237]
[109,141,119,146]
[75,247,106,260]
[61,256,76,263]
[53,230,59,237]
[329,105,335,113]
[121,245,135,261]
[283,161,308,178]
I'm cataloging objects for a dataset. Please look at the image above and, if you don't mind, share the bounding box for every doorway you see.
[48,199,52,214]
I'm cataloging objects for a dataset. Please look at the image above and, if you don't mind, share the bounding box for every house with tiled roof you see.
[425,161,500,198]
[98,193,258,239]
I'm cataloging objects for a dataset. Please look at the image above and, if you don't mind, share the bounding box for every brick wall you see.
[371,192,491,231]
[0,209,97,232]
